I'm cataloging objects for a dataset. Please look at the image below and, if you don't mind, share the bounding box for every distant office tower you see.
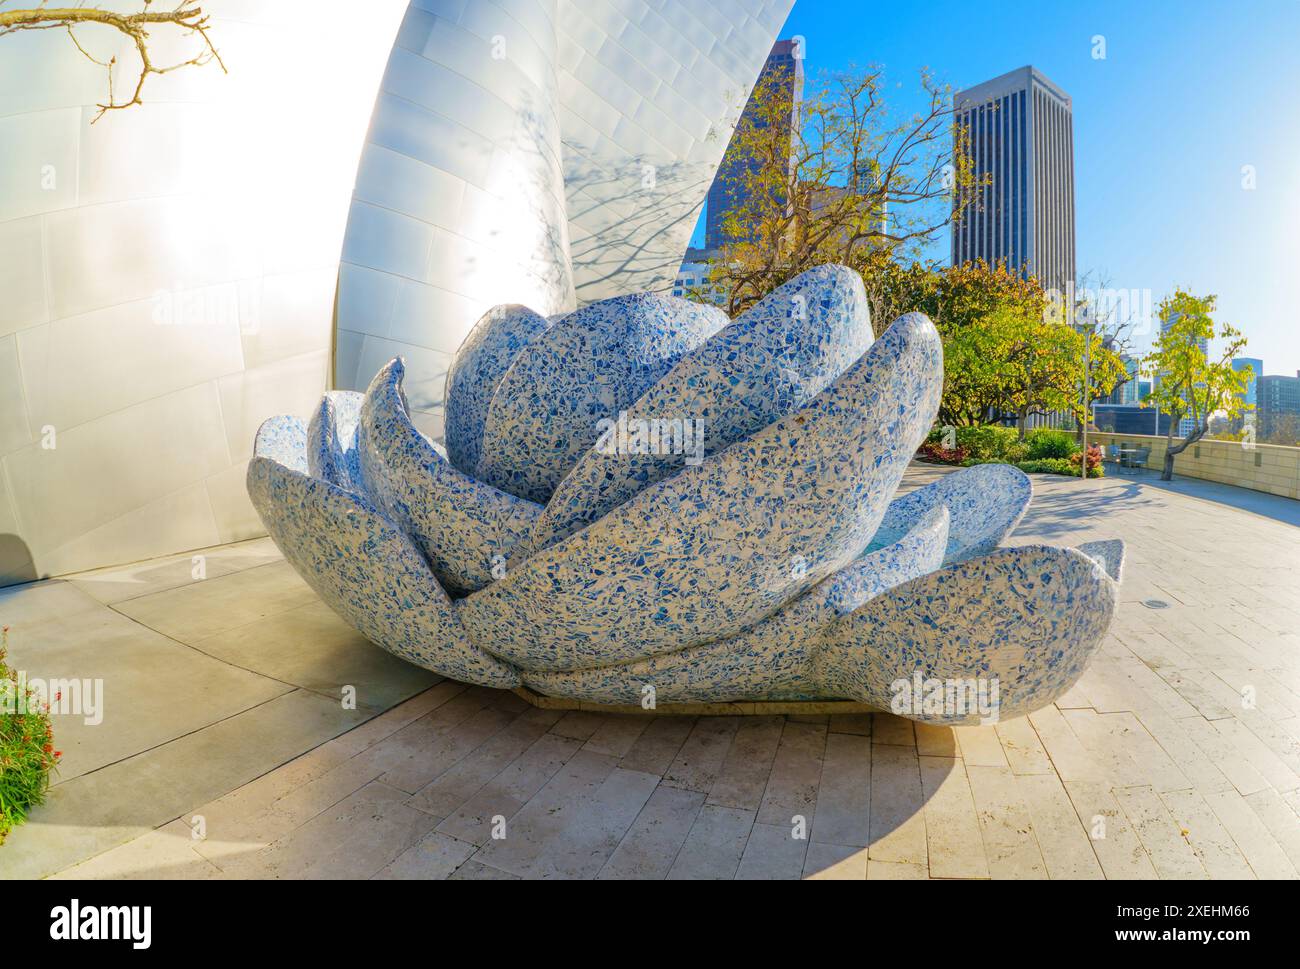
[1093,404,1171,437]
[1258,373,1300,441]
[705,38,804,250]
[1232,357,1263,407]
[1099,354,1140,406]
[951,66,1076,294]
[1119,355,1142,405]
[1232,357,1263,432]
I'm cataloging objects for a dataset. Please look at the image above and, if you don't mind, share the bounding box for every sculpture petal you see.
[459,311,944,672]
[522,506,949,703]
[306,390,365,494]
[519,264,874,559]
[875,463,1032,564]
[443,304,552,477]
[815,544,1121,725]
[357,359,543,595]
[246,456,520,688]
[253,415,309,475]
[475,293,729,502]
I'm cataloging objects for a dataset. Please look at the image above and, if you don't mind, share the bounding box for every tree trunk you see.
[1162,424,1204,482]
[1017,407,1028,440]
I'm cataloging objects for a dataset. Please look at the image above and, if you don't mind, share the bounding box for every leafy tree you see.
[703,64,985,315]
[1141,290,1251,480]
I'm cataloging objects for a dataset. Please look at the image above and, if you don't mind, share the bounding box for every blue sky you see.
[695,0,1300,375]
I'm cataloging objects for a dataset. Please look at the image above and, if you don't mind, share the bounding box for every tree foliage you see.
[1141,290,1251,480]
[703,64,985,315]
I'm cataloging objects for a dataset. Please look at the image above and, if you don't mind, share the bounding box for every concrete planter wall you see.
[1090,432,1300,499]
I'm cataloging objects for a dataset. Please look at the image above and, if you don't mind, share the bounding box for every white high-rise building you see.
[951,66,1076,295]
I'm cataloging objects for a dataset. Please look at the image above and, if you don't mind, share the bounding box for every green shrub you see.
[1024,428,1077,460]
[0,626,60,845]
[1017,458,1104,478]
[927,425,1025,462]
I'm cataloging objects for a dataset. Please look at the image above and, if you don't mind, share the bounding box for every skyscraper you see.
[705,38,805,251]
[1259,372,1300,442]
[1232,357,1263,432]
[951,66,1076,294]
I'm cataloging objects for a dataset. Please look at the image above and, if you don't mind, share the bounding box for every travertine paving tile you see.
[471,754,659,878]
[707,715,784,810]
[663,716,741,793]
[381,705,518,794]
[435,733,584,846]
[757,720,826,826]
[994,717,1053,775]
[735,822,807,880]
[866,860,928,879]
[1062,779,1158,879]
[810,732,871,847]
[952,725,1006,767]
[919,757,989,879]
[1112,786,1208,880]
[1243,788,1300,871]
[1016,774,1104,879]
[618,716,696,775]
[549,710,607,741]
[803,842,867,879]
[966,764,1046,879]
[373,831,478,879]
[667,804,755,880]
[872,712,915,747]
[868,742,926,865]
[1203,789,1299,879]
[583,715,651,758]
[408,708,561,820]
[598,785,705,880]
[30,468,1300,881]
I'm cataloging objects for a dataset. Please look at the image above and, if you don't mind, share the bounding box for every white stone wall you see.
[0,0,409,584]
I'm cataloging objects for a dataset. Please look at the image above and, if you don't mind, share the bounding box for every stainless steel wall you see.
[334,0,795,437]
[0,0,791,585]
[0,1,409,584]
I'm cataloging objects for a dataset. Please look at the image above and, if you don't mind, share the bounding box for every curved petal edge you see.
[246,455,520,688]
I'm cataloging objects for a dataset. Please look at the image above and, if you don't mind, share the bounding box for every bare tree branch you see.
[0,3,226,122]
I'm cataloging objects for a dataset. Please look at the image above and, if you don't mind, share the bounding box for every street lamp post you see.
[1081,319,1094,482]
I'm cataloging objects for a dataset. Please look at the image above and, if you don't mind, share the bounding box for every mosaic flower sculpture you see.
[248,266,1124,725]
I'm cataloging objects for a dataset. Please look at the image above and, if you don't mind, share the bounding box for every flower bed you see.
[0,626,60,844]
[918,427,1105,478]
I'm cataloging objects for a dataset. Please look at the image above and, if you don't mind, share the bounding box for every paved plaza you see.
[2,466,1298,880]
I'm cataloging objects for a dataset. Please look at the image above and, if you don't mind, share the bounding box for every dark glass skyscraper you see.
[704,39,804,251]
[951,66,1076,294]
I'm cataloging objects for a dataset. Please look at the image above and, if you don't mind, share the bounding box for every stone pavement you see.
[4,466,1299,879]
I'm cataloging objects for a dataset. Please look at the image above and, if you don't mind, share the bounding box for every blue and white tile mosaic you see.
[357,359,542,596]
[306,390,365,494]
[817,545,1119,725]
[246,455,520,689]
[246,265,1124,723]
[876,462,1032,564]
[458,310,943,671]
[443,304,553,478]
[474,293,729,503]
[517,265,875,560]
